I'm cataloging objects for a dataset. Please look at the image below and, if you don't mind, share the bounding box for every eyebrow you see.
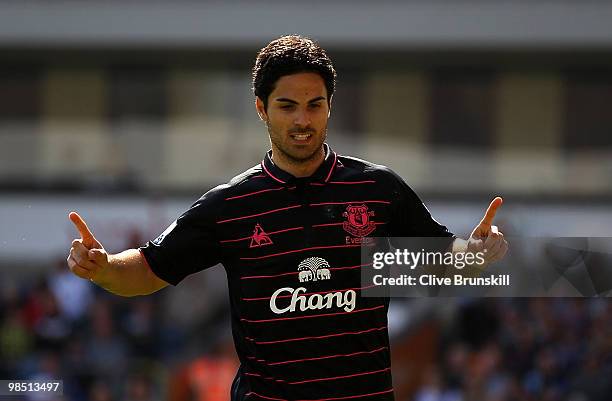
[274,96,326,104]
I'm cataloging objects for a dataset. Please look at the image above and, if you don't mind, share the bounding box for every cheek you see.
[314,113,329,129]
[266,115,289,133]
[274,113,294,127]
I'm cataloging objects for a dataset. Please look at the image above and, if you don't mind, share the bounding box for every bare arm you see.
[94,248,168,296]
[67,212,169,297]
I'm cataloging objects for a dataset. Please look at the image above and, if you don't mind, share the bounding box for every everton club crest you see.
[343,204,376,237]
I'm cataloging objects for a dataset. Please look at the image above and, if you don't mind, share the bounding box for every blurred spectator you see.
[2,271,611,401]
[568,349,612,401]
[63,336,95,401]
[0,308,32,374]
[85,299,127,379]
[48,258,93,323]
[124,374,159,401]
[414,366,461,401]
[30,281,71,351]
[186,343,238,401]
[26,351,62,401]
[169,338,238,401]
[409,298,612,401]
[122,297,160,358]
[90,380,115,401]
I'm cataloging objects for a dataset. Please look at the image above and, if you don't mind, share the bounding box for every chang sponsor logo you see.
[269,257,357,315]
[298,257,331,282]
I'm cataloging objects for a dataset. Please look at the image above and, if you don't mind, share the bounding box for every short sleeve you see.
[139,185,227,285]
[384,169,455,250]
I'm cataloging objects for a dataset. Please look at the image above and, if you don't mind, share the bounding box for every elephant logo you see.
[298,257,331,282]
[316,268,331,280]
[298,270,313,282]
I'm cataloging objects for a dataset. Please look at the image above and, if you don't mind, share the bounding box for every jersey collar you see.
[261,143,337,185]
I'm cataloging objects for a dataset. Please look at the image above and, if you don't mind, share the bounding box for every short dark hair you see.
[252,35,337,110]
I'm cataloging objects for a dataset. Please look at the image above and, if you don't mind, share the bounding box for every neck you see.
[271,145,326,178]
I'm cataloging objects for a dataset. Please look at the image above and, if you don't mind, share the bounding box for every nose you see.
[293,109,311,127]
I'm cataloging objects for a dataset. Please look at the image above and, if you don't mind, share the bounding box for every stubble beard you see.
[268,124,327,166]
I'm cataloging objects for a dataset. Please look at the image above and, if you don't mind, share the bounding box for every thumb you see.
[88,249,107,265]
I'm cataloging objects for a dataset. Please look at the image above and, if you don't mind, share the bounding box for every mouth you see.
[290,133,312,142]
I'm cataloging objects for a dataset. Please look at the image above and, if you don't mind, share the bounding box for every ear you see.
[327,94,333,117]
[255,97,267,121]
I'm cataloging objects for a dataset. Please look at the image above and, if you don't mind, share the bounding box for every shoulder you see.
[337,154,408,188]
[188,164,264,212]
[226,164,264,187]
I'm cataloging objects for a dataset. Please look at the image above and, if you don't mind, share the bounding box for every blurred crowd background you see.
[1,1,612,400]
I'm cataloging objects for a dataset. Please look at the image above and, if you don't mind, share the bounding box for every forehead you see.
[271,72,327,100]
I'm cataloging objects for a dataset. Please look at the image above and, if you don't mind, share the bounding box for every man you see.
[67,35,508,400]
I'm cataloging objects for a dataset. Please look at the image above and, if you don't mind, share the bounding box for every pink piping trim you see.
[216,205,301,224]
[261,161,286,184]
[309,200,390,206]
[219,226,303,243]
[240,262,371,280]
[246,326,386,345]
[288,367,391,385]
[324,152,337,182]
[240,305,385,323]
[225,186,285,200]
[295,388,393,401]
[238,243,370,261]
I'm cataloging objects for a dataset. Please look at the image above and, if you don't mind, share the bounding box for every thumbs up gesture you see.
[467,197,508,265]
[66,212,109,281]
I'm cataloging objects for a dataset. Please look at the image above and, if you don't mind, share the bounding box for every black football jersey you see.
[141,144,454,401]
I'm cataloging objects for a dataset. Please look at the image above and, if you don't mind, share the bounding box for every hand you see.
[66,211,109,281]
[467,197,508,265]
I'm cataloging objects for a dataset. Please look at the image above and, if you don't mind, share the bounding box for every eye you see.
[280,104,295,110]
[309,103,322,109]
